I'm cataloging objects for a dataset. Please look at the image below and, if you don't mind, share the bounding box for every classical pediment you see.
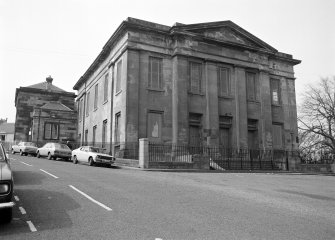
[174,21,277,52]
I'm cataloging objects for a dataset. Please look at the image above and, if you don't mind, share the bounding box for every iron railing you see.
[149,143,291,170]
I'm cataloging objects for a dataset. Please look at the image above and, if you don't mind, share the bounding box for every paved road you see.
[0,154,334,240]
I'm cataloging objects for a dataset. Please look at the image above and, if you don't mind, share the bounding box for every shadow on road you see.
[13,170,47,186]
[0,189,80,236]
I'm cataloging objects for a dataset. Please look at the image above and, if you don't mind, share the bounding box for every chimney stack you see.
[46,75,53,90]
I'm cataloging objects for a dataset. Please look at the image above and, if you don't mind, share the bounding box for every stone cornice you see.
[15,87,76,107]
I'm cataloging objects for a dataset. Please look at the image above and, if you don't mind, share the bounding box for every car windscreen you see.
[90,147,100,153]
[0,145,5,161]
[56,144,70,150]
[24,142,37,147]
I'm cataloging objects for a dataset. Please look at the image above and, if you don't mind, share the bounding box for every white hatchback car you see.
[72,146,115,167]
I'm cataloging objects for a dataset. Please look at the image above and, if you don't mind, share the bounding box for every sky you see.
[0,0,334,122]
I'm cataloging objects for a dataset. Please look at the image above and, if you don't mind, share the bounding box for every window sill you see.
[188,91,205,96]
[247,100,260,104]
[147,88,165,92]
[103,100,108,105]
[218,95,234,100]
[93,108,98,112]
[271,104,282,107]
[115,90,122,96]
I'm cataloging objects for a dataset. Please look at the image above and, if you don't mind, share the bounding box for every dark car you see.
[0,142,14,223]
[36,142,72,161]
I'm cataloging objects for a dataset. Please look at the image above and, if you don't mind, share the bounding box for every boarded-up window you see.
[44,123,59,140]
[148,57,163,89]
[104,74,109,102]
[189,113,202,146]
[116,60,122,93]
[102,120,107,148]
[219,116,232,148]
[189,62,202,93]
[271,79,281,105]
[218,68,230,96]
[246,72,256,101]
[94,84,98,110]
[147,112,162,142]
[248,119,258,149]
[272,124,283,149]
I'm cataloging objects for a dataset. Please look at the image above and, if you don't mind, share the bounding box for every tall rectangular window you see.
[189,62,202,94]
[84,129,88,145]
[77,100,81,120]
[86,92,90,116]
[116,60,122,93]
[102,119,107,148]
[272,124,283,149]
[218,67,230,96]
[115,112,121,143]
[271,79,281,105]
[246,72,256,101]
[104,74,109,102]
[147,111,162,142]
[79,99,83,121]
[94,84,98,110]
[148,57,163,89]
[44,123,59,140]
[92,125,97,146]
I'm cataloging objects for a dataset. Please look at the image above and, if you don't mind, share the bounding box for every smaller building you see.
[14,76,77,145]
[0,120,14,142]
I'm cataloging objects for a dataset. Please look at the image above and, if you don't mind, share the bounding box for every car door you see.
[15,143,21,152]
[76,147,86,162]
[41,144,49,156]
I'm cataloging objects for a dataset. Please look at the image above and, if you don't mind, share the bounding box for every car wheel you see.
[1,208,13,223]
[20,150,23,156]
[11,149,15,154]
[37,151,40,158]
[73,156,78,164]
[47,152,52,160]
[89,157,94,166]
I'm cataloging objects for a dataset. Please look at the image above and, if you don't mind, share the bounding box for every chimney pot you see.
[46,75,53,84]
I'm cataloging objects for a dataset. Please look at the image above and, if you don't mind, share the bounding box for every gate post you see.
[139,138,149,168]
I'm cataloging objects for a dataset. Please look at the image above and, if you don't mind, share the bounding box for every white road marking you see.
[19,206,26,215]
[40,169,59,179]
[27,221,37,232]
[155,238,163,240]
[69,185,112,211]
[20,161,33,167]
[14,195,20,201]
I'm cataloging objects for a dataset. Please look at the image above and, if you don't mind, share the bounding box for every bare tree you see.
[298,77,335,156]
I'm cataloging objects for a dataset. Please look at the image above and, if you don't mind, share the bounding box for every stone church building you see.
[14,76,77,144]
[73,17,300,154]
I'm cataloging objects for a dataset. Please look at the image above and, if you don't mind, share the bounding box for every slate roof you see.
[27,82,66,92]
[0,123,15,134]
[40,102,73,111]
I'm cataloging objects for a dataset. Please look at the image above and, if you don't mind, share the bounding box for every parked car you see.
[0,142,14,223]
[36,142,72,161]
[72,146,115,167]
[11,142,38,156]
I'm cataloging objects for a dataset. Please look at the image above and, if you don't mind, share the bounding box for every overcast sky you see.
[1,0,334,122]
